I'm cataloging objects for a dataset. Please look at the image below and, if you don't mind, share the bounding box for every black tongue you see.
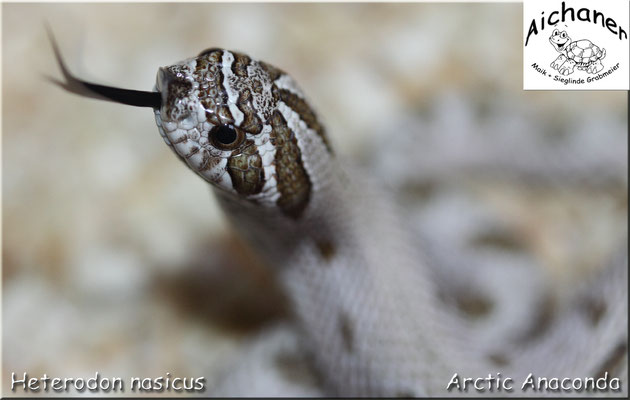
[46,25,162,109]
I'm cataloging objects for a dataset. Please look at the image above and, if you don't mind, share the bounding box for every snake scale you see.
[49,31,627,396]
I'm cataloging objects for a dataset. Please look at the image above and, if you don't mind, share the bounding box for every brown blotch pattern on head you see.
[163,72,193,121]
[216,106,235,126]
[315,239,336,262]
[338,312,355,353]
[227,139,265,196]
[231,51,251,78]
[260,61,285,82]
[276,88,332,153]
[269,110,311,219]
[194,50,235,126]
[236,88,263,134]
[229,52,263,134]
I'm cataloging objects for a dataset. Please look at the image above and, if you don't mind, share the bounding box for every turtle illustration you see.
[549,29,606,76]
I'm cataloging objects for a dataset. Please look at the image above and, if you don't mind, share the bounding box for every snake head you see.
[154,48,333,218]
[50,29,331,218]
[154,49,281,201]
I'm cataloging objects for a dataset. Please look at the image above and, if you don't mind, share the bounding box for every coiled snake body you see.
[51,35,627,396]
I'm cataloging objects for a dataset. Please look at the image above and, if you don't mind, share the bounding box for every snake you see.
[48,30,627,396]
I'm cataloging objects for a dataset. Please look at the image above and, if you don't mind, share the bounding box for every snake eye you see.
[561,31,567,38]
[552,29,559,36]
[210,125,244,150]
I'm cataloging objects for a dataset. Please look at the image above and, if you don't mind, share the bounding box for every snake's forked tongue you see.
[46,26,162,109]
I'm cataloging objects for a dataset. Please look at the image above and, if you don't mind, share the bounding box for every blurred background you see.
[2,2,627,397]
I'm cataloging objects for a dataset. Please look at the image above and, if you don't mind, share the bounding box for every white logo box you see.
[524,0,629,90]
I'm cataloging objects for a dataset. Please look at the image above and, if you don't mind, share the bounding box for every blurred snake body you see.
[51,35,628,396]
